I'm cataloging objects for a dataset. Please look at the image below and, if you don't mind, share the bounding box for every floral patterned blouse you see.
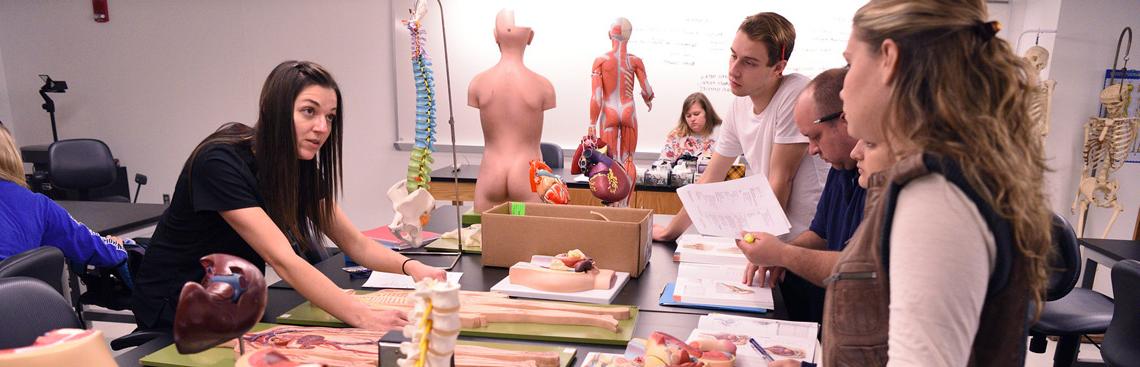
[658,128,716,162]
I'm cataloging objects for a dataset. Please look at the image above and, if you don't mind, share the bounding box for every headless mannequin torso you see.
[468,9,556,212]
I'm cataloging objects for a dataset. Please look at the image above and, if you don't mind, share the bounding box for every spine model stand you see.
[1073,27,1139,238]
[399,279,461,367]
[389,0,438,248]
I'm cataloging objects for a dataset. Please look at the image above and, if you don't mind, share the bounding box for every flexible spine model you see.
[404,3,437,193]
[399,279,461,367]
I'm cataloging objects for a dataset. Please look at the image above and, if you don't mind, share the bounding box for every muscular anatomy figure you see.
[468,9,556,212]
[589,17,655,206]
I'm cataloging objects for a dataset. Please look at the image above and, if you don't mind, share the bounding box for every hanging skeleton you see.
[1072,27,1139,238]
[1024,45,1056,140]
[389,0,438,248]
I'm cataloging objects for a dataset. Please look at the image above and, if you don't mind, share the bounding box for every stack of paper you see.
[676,174,790,238]
[689,313,819,365]
[673,234,749,266]
[672,263,773,310]
[362,271,463,289]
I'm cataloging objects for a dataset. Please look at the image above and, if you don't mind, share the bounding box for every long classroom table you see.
[117,206,786,366]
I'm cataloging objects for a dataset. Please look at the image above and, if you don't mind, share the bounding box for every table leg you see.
[1080,258,1097,289]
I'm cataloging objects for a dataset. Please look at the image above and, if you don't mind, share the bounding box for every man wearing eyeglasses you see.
[735,67,865,323]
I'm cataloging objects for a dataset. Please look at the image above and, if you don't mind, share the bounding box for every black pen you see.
[749,337,776,362]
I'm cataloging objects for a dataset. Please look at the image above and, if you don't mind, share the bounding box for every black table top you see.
[430,164,682,193]
[56,200,166,236]
[1079,238,1140,262]
[121,206,786,366]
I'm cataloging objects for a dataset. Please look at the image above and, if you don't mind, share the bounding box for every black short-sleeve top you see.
[132,142,264,329]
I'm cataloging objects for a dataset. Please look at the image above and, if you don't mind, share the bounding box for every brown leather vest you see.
[821,153,1030,367]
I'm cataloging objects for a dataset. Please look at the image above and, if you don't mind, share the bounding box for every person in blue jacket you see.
[0,123,130,271]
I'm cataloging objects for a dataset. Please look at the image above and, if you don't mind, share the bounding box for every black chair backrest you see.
[540,142,564,169]
[1103,259,1139,367]
[1045,213,1080,302]
[49,139,117,200]
[0,277,83,349]
[0,246,68,300]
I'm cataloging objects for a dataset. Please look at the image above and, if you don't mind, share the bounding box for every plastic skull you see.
[1024,46,1050,72]
[1100,84,1129,118]
[387,179,436,247]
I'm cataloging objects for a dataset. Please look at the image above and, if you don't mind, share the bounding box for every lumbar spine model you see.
[399,278,461,367]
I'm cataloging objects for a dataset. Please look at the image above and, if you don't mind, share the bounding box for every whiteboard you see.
[390,0,861,156]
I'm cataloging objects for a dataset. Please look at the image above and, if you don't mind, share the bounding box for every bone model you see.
[1073,82,1139,237]
[400,279,462,367]
[1024,46,1056,140]
[389,0,439,248]
[357,289,631,332]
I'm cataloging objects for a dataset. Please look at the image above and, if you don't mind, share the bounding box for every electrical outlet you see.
[163,194,171,205]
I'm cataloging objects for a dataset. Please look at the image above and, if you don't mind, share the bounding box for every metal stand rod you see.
[434,0,464,252]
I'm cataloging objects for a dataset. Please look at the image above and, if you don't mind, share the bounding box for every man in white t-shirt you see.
[654,12,828,244]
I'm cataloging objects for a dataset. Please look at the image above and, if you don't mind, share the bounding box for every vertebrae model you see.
[1024,46,1056,140]
[405,0,437,192]
[389,0,438,248]
[587,17,654,207]
[1072,82,1139,237]
[400,279,462,367]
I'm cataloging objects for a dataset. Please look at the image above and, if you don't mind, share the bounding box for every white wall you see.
[1048,0,1140,296]
[1050,0,1139,240]
[0,0,408,228]
[0,37,12,132]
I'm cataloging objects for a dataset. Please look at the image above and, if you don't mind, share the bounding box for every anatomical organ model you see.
[1072,28,1139,238]
[576,17,654,207]
[390,0,438,248]
[356,289,631,332]
[240,324,561,367]
[1024,45,1056,140]
[0,329,116,367]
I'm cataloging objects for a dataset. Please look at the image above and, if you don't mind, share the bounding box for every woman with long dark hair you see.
[133,61,444,332]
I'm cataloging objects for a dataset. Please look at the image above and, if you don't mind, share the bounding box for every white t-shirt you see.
[713,73,829,239]
[887,174,996,367]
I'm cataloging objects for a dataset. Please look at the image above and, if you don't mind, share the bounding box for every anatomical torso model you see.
[588,17,655,207]
[468,9,557,212]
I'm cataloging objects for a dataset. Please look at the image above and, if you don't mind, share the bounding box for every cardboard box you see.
[481,202,653,278]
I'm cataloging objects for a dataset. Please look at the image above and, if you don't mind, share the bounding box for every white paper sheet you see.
[362,271,463,289]
[676,173,791,237]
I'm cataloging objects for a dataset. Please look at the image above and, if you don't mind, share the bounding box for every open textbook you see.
[579,313,819,366]
[673,262,774,310]
[676,173,791,237]
[674,233,749,266]
[690,313,819,365]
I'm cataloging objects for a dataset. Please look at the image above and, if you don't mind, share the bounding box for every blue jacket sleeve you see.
[37,195,128,268]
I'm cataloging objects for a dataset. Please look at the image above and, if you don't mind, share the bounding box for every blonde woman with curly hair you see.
[743,1,1052,366]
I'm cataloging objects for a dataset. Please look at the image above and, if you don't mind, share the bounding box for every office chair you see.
[0,246,68,301]
[1103,259,1138,367]
[48,138,128,202]
[0,277,83,349]
[1028,214,1114,367]
[540,142,564,169]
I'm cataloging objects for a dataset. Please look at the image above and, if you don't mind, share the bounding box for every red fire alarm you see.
[92,0,109,23]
